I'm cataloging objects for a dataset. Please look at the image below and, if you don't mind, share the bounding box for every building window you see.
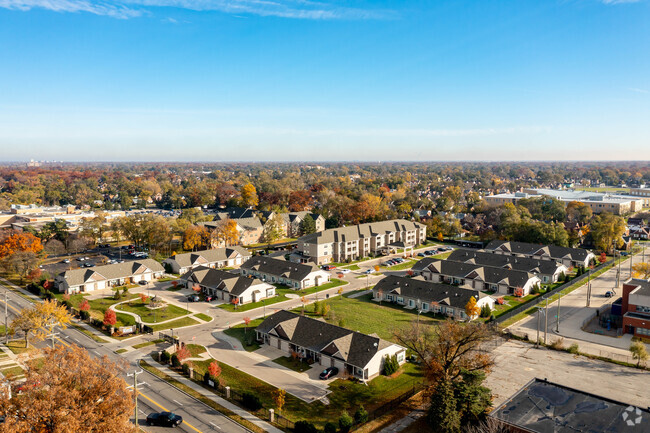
[637,305,650,314]
[397,352,405,363]
[422,302,429,311]
[637,327,650,336]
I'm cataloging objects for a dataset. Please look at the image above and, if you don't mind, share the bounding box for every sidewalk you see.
[155,364,284,433]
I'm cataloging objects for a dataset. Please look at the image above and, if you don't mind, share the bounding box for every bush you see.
[171,353,181,368]
[242,392,262,411]
[160,351,170,364]
[339,410,354,433]
[568,343,579,354]
[80,310,90,321]
[383,354,399,376]
[549,338,565,351]
[294,421,318,433]
[354,405,368,424]
[479,304,491,318]
[182,362,192,376]
[323,422,337,433]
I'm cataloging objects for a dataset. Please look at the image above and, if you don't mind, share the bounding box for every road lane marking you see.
[209,422,221,430]
[139,393,203,433]
[173,399,183,406]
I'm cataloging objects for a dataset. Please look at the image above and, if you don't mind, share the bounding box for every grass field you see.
[148,317,200,332]
[0,365,25,378]
[380,260,418,271]
[132,339,165,349]
[195,313,212,322]
[298,293,442,341]
[115,300,189,324]
[185,343,207,358]
[273,356,312,372]
[223,318,263,351]
[5,339,35,355]
[190,356,423,428]
[342,264,361,271]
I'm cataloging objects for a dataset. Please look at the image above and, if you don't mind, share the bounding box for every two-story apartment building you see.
[240,256,330,289]
[446,249,568,284]
[372,275,495,320]
[162,247,251,274]
[412,258,541,296]
[485,240,595,269]
[294,219,426,265]
[180,266,275,305]
[621,278,650,338]
[256,310,406,380]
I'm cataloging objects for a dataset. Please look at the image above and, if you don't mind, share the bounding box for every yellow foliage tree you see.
[272,388,286,413]
[240,183,259,207]
[464,297,480,319]
[632,262,650,279]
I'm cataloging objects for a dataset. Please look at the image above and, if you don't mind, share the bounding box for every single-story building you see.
[55,259,165,294]
[484,240,595,269]
[372,275,495,320]
[446,249,568,284]
[180,266,275,305]
[240,256,330,290]
[162,247,251,275]
[412,258,541,296]
[256,310,406,380]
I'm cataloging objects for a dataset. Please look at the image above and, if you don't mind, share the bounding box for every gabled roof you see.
[256,310,400,368]
[180,266,270,296]
[446,249,564,275]
[412,258,538,288]
[241,256,322,281]
[167,247,251,268]
[299,219,425,245]
[373,275,490,309]
[58,259,164,287]
[485,240,592,262]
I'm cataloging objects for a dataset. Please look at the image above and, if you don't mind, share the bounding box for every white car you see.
[338,269,351,274]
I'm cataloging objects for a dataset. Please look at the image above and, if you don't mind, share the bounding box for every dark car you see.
[605,291,615,298]
[146,412,183,427]
[138,280,148,285]
[417,252,425,257]
[187,294,200,302]
[319,366,339,380]
[321,265,336,271]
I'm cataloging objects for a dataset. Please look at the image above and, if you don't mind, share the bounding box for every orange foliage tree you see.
[0,231,44,259]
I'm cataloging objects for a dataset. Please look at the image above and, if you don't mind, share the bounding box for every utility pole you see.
[4,290,8,343]
[586,269,591,307]
[556,292,561,333]
[127,368,144,427]
[544,297,548,345]
[616,251,621,288]
[536,307,541,348]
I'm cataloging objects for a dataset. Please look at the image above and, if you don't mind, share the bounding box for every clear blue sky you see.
[0,0,648,162]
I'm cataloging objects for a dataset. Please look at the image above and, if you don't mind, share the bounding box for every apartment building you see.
[485,240,595,268]
[294,219,426,265]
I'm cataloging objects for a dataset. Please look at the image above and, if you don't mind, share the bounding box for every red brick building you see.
[621,278,650,338]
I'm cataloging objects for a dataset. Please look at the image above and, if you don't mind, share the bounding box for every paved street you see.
[507,251,650,363]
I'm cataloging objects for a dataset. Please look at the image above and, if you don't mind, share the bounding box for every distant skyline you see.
[1,0,649,161]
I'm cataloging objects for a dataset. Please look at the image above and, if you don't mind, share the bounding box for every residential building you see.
[55,259,164,294]
[372,275,495,320]
[483,189,644,215]
[294,219,427,265]
[202,217,264,246]
[162,247,251,274]
[255,310,406,380]
[240,256,330,289]
[621,278,650,338]
[445,249,568,284]
[491,378,649,433]
[412,258,541,296]
[281,211,325,237]
[180,266,275,305]
[484,240,595,268]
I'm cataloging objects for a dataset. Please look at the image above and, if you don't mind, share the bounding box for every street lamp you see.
[262,299,266,318]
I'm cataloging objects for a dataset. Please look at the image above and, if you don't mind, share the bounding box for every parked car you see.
[76,257,85,262]
[363,269,372,274]
[62,259,70,264]
[187,294,200,302]
[339,269,351,274]
[424,250,434,256]
[146,412,183,427]
[83,256,90,260]
[394,258,405,263]
[321,265,336,271]
[417,252,426,257]
[138,280,148,286]
[605,291,615,298]
[319,366,339,380]
[82,262,94,268]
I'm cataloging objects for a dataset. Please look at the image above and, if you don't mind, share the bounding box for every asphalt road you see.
[0,283,251,433]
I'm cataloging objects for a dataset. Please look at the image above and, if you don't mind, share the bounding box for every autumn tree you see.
[44,238,66,256]
[464,297,480,319]
[208,360,222,379]
[272,388,287,413]
[264,213,286,244]
[243,316,251,334]
[10,308,42,348]
[183,225,203,251]
[79,299,90,312]
[211,218,240,247]
[103,309,117,327]
[590,212,626,253]
[33,299,72,344]
[632,262,650,279]
[630,341,648,367]
[0,231,44,259]
[176,345,191,363]
[240,183,259,207]
[0,345,136,433]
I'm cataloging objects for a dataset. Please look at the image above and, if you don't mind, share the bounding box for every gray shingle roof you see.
[299,219,424,245]
[241,256,321,281]
[167,247,250,268]
[412,258,537,288]
[181,266,267,296]
[446,249,563,275]
[58,259,164,287]
[373,275,489,309]
[485,240,592,262]
[256,310,398,368]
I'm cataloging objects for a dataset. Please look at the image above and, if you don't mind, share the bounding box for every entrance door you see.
[277,338,282,349]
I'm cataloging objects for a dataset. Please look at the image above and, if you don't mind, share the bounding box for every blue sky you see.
[0,0,648,162]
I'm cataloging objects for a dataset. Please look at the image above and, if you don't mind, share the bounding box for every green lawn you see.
[54,292,140,327]
[132,339,165,349]
[342,264,361,271]
[115,300,190,324]
[185,343,207,357]
[5,340,35,355]
[298,293,442,342]
[0,365,25,378]
[190,356,423,428]
[115,348,127,354]
[273,356,312,372]
[195,313,212,322]
[223,319,263,351]
[148,317,200,332]
[380,260,417,271]
[166,286,183,292]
